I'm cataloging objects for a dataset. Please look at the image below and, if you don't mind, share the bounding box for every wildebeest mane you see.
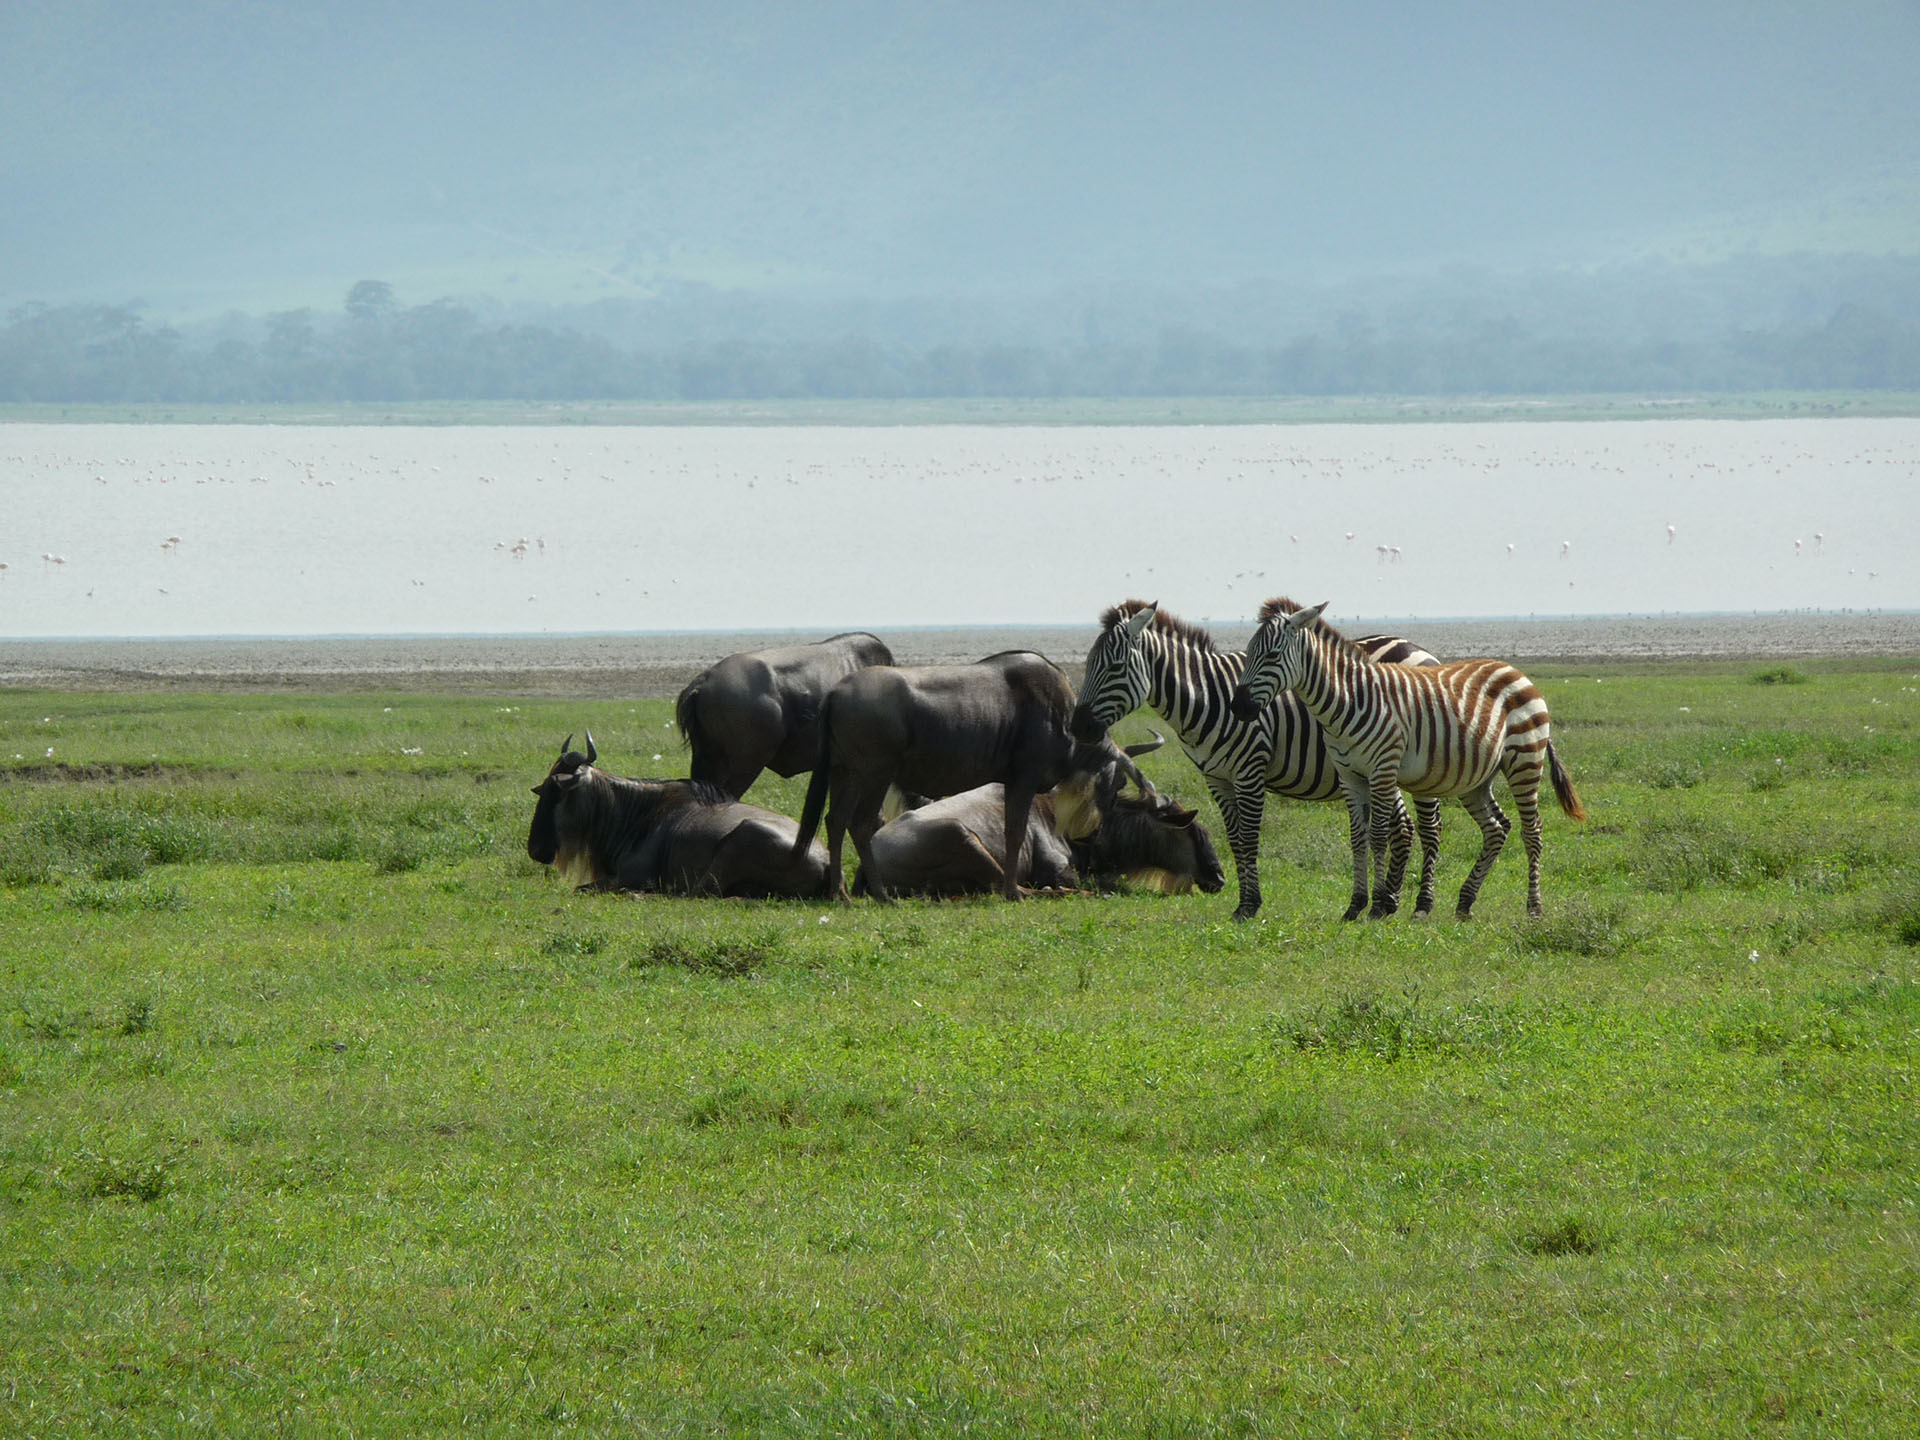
[1099,599,1217,653]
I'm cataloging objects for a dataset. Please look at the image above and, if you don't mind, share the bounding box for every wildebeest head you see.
[527,731,599,867]
[1052,729,1165,841]
[1075,790,1226,895]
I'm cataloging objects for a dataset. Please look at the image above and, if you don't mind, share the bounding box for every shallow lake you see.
[4,418,1916,638]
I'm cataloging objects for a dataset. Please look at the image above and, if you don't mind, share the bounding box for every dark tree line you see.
[4,288,1919,404]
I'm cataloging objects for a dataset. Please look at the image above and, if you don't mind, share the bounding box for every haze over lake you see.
[5,419,1916,639]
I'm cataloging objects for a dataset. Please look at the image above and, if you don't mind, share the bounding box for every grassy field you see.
[2,663,1918,1436]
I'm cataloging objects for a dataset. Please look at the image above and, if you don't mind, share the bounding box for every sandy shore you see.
[4,614,1917,696]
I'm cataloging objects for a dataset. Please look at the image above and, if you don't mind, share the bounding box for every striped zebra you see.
[1229,599,1585,920]
[1069,599,1444,921]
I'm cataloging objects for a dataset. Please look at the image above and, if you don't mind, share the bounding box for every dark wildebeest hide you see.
[675,633,894,798]
[790,650,1150,902]
[528,734,830,897]
[856,780,1226,898]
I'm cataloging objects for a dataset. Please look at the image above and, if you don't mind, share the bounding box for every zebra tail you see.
[1547,740,1586,822]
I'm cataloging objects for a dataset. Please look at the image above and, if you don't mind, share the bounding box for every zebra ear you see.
[1288,601,1329,631]
[1125,603,1157,638]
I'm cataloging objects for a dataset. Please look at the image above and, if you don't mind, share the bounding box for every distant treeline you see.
[6,288,1920,402]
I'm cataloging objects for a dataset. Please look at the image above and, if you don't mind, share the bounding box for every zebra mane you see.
[1100,598,1217,652]
[1255,596,1364,656]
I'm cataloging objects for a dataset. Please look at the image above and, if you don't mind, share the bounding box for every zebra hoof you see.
[1454,905,1475,921]
[1230,904,1260,923]
[1412,906,1433,920]
[1368,905,1398,921]
[1341,905,1365,922]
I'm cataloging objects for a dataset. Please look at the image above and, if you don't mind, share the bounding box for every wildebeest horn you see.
[560,733,573,755]
[1124,729,1166,758]
[584,729,597,764]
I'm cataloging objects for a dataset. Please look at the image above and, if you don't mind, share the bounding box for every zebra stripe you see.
[1071,599,1444,920]
[1232,599,1585,920]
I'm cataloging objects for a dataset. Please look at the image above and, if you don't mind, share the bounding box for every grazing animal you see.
[1229,600,1585,920]
[858,743,1222,898]
[675,633,894,798]
[791,651,1140,902]
[1071,599,1445,920]
[527,733,830,897]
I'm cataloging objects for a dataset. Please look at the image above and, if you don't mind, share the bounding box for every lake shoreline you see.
[6,612,1917,696]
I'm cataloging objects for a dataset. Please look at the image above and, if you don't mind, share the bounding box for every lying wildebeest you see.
[675,632,894,798]
[528,733,830,896]
[855,779,1226,897]
[790,650,1149,902]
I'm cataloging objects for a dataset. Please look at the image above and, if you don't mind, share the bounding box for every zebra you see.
[1069,599,1445,921]
[1229,598,1585,921]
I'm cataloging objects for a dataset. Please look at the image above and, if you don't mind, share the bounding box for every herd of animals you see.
[527,597,1586,921]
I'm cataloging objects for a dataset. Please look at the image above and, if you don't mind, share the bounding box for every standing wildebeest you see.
[790,651,1140,902]
[528,733,831,896]
[857,782,1224,897]
[675,633,893,798]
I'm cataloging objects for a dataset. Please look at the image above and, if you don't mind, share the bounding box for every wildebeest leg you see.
[719,760,766,801]
[1208,774,1265,921]
[1454,781,1511,919]
[1412,798,1442,918]
[822,766,862,902]
[845,784,892,903]
[1000,784,1037,901]
[1338,777,1371,921]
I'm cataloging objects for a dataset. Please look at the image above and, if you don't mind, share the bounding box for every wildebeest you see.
[675,633,894,798]
[856,781,1225,897]
[528,733,830,896]
[790,650,1146,902]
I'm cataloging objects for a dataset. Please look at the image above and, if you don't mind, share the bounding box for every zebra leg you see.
[1454,782,1511,920]
[1367,776,1408,919]
[1412,798,1442,918]
[1509,763,1547,918]
[1339,779,1372,922]
[1209,775,1265,921]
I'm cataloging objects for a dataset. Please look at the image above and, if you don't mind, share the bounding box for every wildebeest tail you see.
[1547,740,1586,822]
[674,679,717,784]
[790,696,836,860]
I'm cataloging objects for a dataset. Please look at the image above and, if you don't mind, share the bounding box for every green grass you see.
[2,667,1919,1435]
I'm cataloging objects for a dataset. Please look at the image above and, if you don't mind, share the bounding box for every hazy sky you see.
[5,2,1918,314]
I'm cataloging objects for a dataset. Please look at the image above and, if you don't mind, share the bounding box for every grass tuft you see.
[636,931,780,978]
[1749,665,1809,686]
[542,927,607,957]
[1517,1215,1607,1257]
[63,881,187,913]
[1520,899,1635,957]
[68,1148,175,1204]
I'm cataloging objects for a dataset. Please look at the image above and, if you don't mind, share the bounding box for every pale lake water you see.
[4,420,1917,661]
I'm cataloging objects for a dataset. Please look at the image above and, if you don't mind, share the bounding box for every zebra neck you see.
[1143,630,1245,737]
[1294,631,1373,741]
